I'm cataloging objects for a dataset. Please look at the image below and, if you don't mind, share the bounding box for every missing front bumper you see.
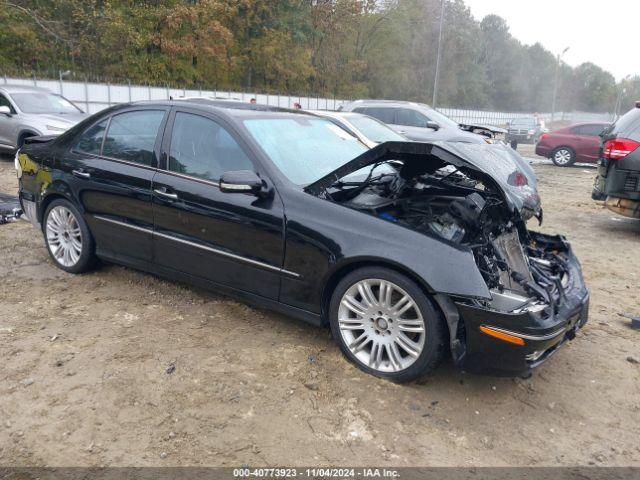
[451,233,589,377]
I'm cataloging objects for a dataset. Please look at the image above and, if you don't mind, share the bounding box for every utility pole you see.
[614,87,627,120]
[551,47,569,123]
[432,0,445,108]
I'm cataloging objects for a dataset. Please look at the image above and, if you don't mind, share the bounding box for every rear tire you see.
[552,147,575,167]
[329,267,447,383]
[43,199,96,273]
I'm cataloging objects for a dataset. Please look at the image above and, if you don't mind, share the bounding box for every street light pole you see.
[551,46,569,123]
[432,0,445,108]
[614,87,627,120]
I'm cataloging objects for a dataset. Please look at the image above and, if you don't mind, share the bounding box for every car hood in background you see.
[305,140,541,215]
[23,112,89,127]
[459,123,508,135]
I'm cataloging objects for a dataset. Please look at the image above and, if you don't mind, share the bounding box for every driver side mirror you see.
[425,120,440,131]
[219,170,266,196]
[0,106,12,116]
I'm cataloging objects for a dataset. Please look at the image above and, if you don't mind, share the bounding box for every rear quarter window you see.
[74,119,108,155]
[611,108,640,141]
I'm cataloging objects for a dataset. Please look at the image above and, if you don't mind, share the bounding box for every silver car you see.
[0,84,88,153]
[307,110,408,148]
[340,99,486,143]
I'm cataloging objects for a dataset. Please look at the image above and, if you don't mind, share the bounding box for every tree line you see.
[1,0,637,113]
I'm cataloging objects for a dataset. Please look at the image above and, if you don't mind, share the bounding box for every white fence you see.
[438,107,614,127]
[2,76,614,126]
[1,76,349,114]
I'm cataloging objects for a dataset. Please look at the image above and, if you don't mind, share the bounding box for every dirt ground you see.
[0,146,639,467]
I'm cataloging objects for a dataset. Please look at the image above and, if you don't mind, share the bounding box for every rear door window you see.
[572,124,607,136]
[103,110,165,166]
[362,107,397,124]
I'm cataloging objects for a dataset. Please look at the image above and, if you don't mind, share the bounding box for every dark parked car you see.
[17,101,588,381]
[536,123,610,166]
[592,103,640,218]
[506,117,546,149]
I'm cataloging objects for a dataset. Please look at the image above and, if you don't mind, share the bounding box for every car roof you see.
[174,97,290,112]
[109,100,318,122]
[0,84,52,94]
[344,99,434,109]
[308,110,361,119]
[566,122,610,127]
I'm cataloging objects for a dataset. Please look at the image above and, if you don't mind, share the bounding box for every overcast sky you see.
[464,0,640,81]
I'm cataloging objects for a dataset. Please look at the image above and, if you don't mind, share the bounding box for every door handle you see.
[72,169,90,179]
[154,188,179,200]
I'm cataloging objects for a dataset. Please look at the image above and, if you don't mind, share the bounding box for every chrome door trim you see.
[93,214,300,279]
[93,215,153,235]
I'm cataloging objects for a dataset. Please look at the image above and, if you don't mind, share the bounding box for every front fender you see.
[279,189,490,315]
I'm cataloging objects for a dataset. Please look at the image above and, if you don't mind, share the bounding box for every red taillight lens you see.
[508,171,528,187]
[538,133,549,143]
[514,172,527,186]
[603,138,640,160]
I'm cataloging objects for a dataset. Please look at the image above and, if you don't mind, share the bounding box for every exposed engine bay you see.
[326,162,570,315]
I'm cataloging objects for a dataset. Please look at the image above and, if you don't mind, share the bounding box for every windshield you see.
[345,114,406,143]
[511,118,536,126]
[244,117,372,185]
[10,93,81,114]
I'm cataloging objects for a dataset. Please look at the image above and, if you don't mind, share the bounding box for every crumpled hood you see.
[305,140,540,215]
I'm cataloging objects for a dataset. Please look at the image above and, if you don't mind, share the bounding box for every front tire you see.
[329,267,446,383]
[43,199,96,273]
[552,147,575,167]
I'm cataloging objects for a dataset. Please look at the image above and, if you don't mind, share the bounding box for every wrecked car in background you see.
[17,101,587,382]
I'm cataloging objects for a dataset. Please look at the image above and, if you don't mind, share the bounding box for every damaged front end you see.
[306,141,589,376]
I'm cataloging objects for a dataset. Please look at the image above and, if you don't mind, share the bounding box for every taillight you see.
[514,172,527,186]
[508,171,528,187]
[603,138,640,160]
[538,133,549,143]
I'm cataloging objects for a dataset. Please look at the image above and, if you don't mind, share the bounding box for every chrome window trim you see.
[159,169,220,188]
[93,214,300,279]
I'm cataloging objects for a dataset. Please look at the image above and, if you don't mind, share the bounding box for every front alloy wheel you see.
[338,279,426,372]
[330,267,446,382]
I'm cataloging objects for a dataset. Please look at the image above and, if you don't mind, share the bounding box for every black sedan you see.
[16,100,589,381]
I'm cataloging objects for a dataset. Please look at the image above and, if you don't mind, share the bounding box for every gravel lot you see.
[0,146,639,467]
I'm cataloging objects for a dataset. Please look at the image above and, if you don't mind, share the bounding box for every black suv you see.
[592,103,640,218]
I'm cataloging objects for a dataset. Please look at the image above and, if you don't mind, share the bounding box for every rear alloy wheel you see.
[552,147,575,167]
[44,199,96,273]
[329,267,446,382]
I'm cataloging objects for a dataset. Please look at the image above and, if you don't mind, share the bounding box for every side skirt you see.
[95,249,323,327]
